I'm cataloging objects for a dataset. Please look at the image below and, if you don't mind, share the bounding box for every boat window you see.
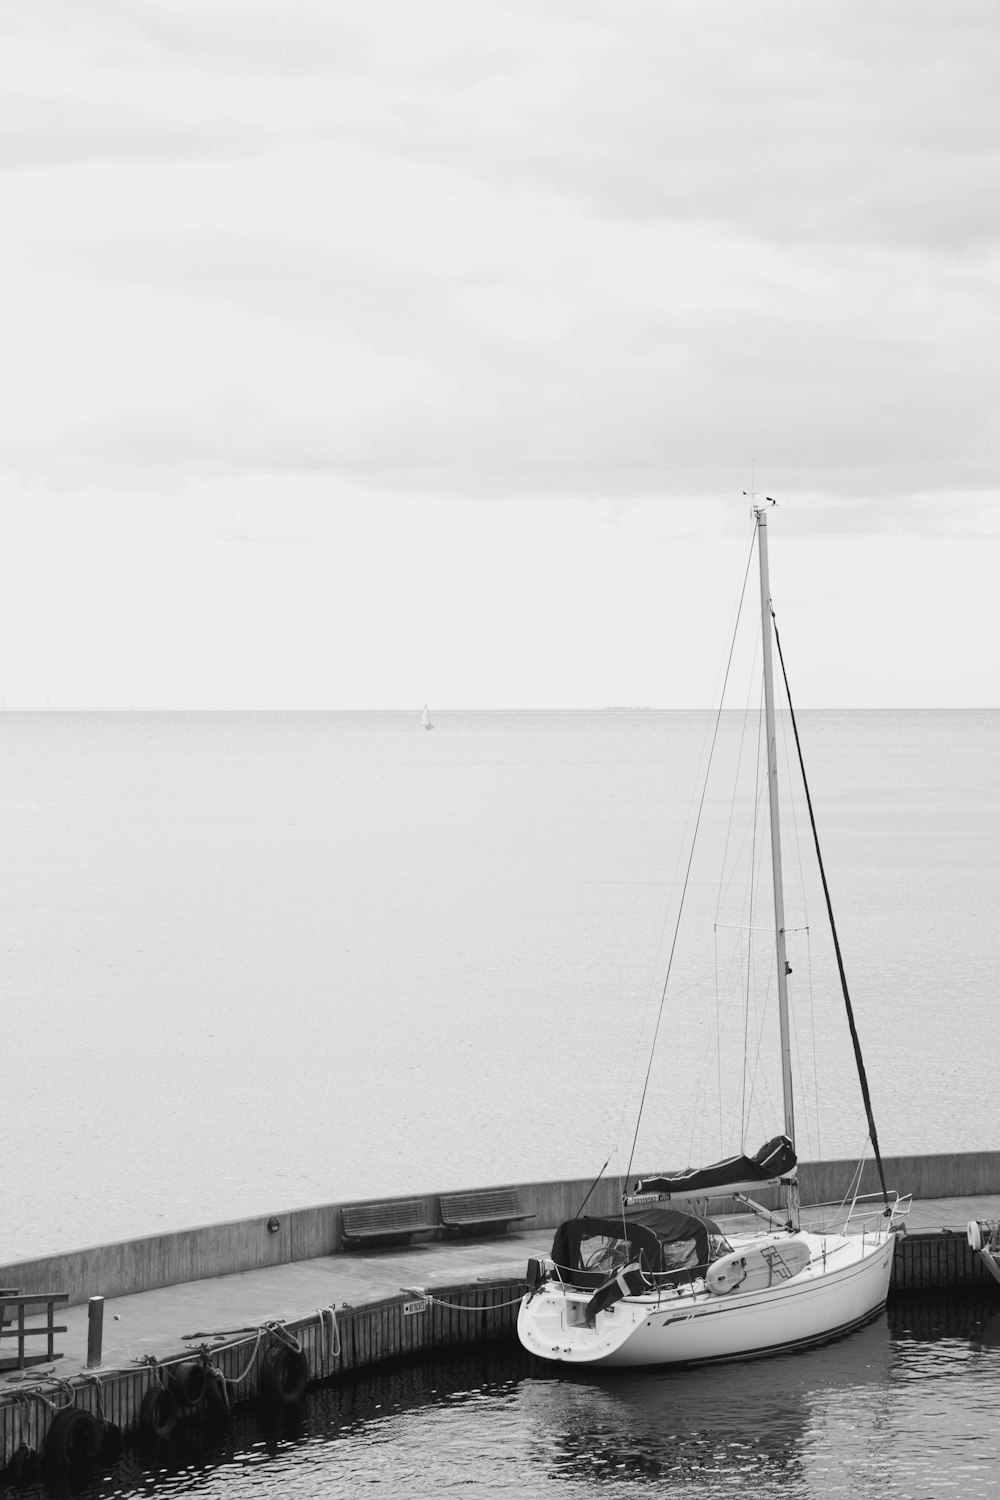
[579,1234,631,1276]
[662,1238,699,1271]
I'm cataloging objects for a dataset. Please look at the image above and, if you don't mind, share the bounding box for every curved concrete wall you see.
[2,1151,996,1307]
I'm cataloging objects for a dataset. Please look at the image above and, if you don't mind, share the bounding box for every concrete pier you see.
[5,1151,998,1309]
[3,1162,1000,1478]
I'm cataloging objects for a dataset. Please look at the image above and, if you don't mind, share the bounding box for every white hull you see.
[978,1252,1000,1290]
[968,1221,1000,1289]
[517,1230,895,1368]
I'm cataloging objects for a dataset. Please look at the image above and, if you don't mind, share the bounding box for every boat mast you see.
[755,503,795,1149]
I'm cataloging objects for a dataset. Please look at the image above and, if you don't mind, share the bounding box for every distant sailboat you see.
[422,703,434,730]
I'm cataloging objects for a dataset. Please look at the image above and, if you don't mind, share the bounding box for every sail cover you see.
[633,1134,797,1196]
[551,1204,720,1287]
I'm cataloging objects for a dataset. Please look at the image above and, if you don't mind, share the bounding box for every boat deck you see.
[5,1194,998,1385]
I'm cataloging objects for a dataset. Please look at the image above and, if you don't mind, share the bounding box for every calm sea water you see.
[2,710,998,1263]
[12,1296,1000,1499]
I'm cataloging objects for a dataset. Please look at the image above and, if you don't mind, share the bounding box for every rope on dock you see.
[400,1286,525,1311]
[318,1306,340,1373]
[217,1326,265,1388]
[0,1374,76,1412]
[0,1324,300,1413]
[188,1319,302,1390]
[182,1325,259,1340]
[77,1371,106,1422]
[263,1321,302,1353]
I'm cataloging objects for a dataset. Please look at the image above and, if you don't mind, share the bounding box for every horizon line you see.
[0,705,995,715]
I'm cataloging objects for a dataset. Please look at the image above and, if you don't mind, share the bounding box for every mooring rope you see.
[0,1374,76,1411]
[318,1306,341,1372]
[77,1370,106,1422]
[399,1286,524,1312]
[221,1329,266,1387]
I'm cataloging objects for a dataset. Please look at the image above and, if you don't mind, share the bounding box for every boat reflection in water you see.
[519,1316,893,1490]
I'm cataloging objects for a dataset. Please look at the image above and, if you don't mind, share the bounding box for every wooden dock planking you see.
[0,1272,532,1471]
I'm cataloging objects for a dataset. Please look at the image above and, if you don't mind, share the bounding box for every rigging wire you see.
[613,683,745,1170]
[742,927,780,1146]
[777,698,824,1165]
[623,527,758,1188]
[789,924,821,1166]
[735,768,783,1152]
[741,676,765,1150]
[805,926,821,1163]
[713,615,762,1153]
[770,611,889,1208]
[710,752,771,1156]
[574,1149,616,1220]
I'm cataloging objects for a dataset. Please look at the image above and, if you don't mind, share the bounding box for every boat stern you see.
[517,1283,645,1365]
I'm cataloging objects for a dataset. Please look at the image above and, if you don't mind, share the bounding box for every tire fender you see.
[169,1359,208,1407]
[140,1384,179,1439]
[259,1342,309,1406]
[44,1407,102,1474]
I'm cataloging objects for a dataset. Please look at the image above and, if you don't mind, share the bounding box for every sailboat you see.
[422,703,434,730]
[517,503,909,1368]
[967,1219,1000,1288]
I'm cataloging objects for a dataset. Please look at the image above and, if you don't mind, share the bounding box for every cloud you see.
[0,96,268,170]
[0,1,996,519]
[0,0,371,170]
[383,2,1000,253]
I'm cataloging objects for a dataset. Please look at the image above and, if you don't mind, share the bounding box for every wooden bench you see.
[438,1188,535,1236]
[340,1199,437,1246]
[0,1292,69,1371]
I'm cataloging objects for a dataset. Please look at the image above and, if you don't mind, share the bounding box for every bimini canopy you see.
[633,1133,797,1197]
[551,1204,720,1288]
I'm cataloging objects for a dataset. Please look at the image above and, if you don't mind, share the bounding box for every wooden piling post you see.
[86,1296,104,1369]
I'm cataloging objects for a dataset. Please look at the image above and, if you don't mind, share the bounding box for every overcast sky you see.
[0,0,996,709]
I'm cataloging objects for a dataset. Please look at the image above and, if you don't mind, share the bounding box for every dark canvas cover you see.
[551,1204,720,1285]
[633,1134,797,1196]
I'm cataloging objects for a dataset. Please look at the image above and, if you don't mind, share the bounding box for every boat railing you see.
[969,1218,1000,1253]
[798,1192,912,1238]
